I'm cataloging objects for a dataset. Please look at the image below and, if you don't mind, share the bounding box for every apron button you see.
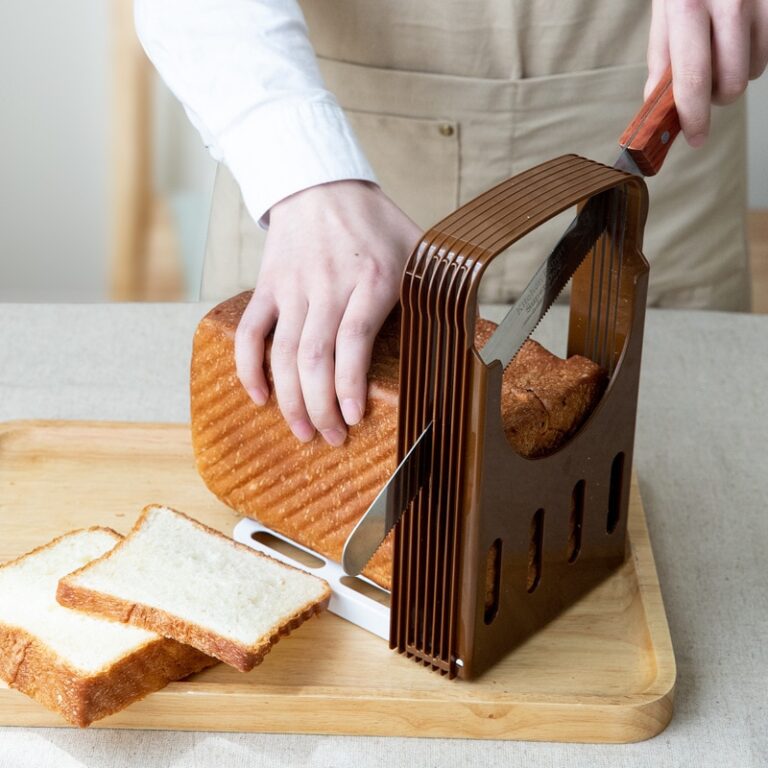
[438,123,455,137]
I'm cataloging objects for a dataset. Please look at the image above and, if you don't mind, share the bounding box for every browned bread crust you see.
[0,528,217,728]
[191,292,607,590]
[57,506,331,673]
[501,337,609,458]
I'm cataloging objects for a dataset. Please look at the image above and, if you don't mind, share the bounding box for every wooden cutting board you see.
[0,420,675,742]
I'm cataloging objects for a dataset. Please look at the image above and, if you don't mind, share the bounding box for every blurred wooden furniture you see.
[749,210,768,314]
[111,0,184,301]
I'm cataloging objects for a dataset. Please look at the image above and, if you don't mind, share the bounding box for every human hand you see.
[646,0,768,146]
[234,180,422,447]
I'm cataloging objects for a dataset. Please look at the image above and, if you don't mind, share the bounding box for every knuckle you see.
[235,320,261,344]
[673,0,704,13]
[270,336,298,363]
[356,253,401,286]
[335,369,362,396]
[251,282,274,301]
[715,73,747,102]
[236,367,258,390]
[277,396,305,421]
[683,115,710,138]
[305,406,337,431]
[719,0,748,21]
[298,336,330,366]
[359,258,386,283]
[255,264,279,285]
[338,318,375,342]
[676,67,710,93]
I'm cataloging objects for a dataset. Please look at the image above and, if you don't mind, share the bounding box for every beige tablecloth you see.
[0,303,765,768]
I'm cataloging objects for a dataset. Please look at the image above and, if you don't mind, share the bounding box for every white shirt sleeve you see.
[133,0,377,225]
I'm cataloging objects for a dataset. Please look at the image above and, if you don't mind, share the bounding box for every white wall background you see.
[0,4,765,302]
[0,0,109,301]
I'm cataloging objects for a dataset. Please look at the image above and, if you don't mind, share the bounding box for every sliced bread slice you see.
[0,527,217,727]
[57,505,331,672]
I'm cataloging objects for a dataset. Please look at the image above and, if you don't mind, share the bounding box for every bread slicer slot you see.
[233,518,390,640]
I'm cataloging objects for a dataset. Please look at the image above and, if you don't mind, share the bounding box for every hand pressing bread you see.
[235,179,422,447]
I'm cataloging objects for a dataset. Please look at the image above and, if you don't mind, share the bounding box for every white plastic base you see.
[233,518,390,640]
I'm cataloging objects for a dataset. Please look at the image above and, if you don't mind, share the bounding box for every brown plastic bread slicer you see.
[390,154,649,679]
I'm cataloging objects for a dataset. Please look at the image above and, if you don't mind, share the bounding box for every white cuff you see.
[215,99,378,227]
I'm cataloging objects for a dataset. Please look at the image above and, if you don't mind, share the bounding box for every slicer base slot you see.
[233,518,390,640]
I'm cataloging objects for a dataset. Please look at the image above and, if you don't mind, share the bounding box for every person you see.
[135,0,767,447]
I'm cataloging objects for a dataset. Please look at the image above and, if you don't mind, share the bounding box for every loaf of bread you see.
[57,505,331,672]
[191,291,607,589]
[0,528,217,727]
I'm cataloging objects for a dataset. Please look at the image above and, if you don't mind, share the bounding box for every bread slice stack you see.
[57,505,331,672]
[0,506,330,727]
[0,527,216,727]
[191,291,608,589]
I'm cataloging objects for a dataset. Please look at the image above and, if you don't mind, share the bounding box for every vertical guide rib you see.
[409,243,435,655]
[609,189,627,375]
[392,238,428,653]
[426,256,450,665]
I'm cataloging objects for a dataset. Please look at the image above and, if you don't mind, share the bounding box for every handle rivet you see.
[438,123,455,137]
[660,130,670,144]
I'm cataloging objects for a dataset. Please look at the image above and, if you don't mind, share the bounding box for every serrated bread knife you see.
[342,66,681,576]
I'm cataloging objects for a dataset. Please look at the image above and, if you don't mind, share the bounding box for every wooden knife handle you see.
[619,65,681,176]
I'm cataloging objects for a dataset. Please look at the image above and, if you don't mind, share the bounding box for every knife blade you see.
[342,67,680,577]
[342,422,432,576]
[478,189,612,368]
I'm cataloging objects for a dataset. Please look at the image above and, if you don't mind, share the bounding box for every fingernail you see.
[291,420,315,443]
[340,398,363,426]
[321,427,346,447]
[249,387,268,406]
[689,133,706,149]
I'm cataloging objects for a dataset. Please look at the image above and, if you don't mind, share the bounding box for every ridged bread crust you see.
[191,293,402,588]
[57,506,331,673]
[191,292,607,589]
[0,528,217,728]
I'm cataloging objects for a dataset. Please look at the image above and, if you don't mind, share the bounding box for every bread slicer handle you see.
[618,65,681,176]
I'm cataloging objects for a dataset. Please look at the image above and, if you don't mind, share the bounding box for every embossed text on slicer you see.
[518,273,546,316]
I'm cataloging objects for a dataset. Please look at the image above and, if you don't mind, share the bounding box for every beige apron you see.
[202,0,751,311]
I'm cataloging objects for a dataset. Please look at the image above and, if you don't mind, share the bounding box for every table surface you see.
[0,302,765,768]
